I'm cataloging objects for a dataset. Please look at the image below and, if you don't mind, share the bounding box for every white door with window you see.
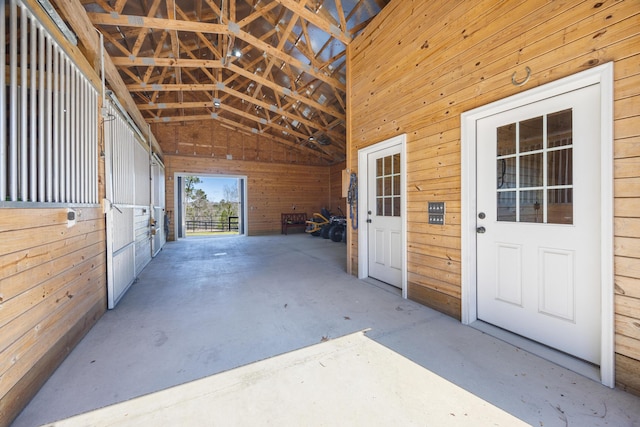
[367,145,402,287]
[476,84,601,364]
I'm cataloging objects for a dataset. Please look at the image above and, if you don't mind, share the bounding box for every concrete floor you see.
[12,234,640,426]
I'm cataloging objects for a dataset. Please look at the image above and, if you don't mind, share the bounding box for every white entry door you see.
[476,84,601,364]
[367,145,402,287]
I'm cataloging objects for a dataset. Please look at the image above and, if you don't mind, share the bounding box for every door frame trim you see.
[460,63,614,387]
[357,134,408,298]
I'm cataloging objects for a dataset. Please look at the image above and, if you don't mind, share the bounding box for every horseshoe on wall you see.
[511,66,531,87]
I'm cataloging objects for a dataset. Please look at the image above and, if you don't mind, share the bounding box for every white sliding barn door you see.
[151,158,166,256]
[104,101,152,309]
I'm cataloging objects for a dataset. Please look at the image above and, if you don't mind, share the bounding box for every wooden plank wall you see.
[151,120,329,167]
[0,207,107,424]
[347,0,640,393]
[0,3,110,422]
[330,162,347,217]
[161,153,333,238]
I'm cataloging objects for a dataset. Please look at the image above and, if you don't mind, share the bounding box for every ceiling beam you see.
[50,0,163,156]
[88,12,345,92]
[273,0,351,44]
[112,57,344,121]
[149,113,333,161]
[132,84,344,146]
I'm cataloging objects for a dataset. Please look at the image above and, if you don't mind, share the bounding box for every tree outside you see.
[184,176,240,234]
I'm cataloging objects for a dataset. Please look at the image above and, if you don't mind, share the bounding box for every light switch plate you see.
[428,202,445,225]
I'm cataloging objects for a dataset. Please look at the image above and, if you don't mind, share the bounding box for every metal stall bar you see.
[38,22,46,202]
[20,3,28,202]
[92,81,97,203]
[10,0,18,201]
[30,17,38,202]
[88,80,94,204]
[45,35,52,201]
[70,66,76,203]
[90,85,97,202]
[52,44,59,202]
[79,75,85,203]
[0,0,100,206]
[64,55,70,202]
[0,0,6,202]
[84,76,89,203]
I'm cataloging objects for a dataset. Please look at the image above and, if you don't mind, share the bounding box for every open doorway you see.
[174,174,248,238]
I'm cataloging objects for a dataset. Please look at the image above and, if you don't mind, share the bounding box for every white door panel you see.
[495,243,522,305]
[477,84,601,364]
[105,100,151,309]
[367,145,402,287]
[112,246,135,306]
[390,230,402,269]
[538,248,575,320]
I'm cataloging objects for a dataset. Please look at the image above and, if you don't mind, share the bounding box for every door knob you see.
[366,219,372,223]
[476,226,486,233]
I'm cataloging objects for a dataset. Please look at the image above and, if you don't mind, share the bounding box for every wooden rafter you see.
[273,0,351,44]
[111,57,344,120]
[76,0,389,163]
[90,12,345,92]
[149,112,334,161]
[132,81,343,144]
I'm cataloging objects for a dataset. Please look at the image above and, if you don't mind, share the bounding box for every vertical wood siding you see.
[347,0,640,393]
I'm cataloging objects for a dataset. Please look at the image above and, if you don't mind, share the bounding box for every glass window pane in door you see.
[374,154,402,217]
[384,176,392,196]
[497,157,516,189]
[520,190,543,223]
[548,189,573,224]
[393,154,400,174]
[497,192,516,222]
[384,156,391,175]
[520,116,543,152]
[520,153,543,188]
[548,149,573,186]
[548,109,572,148]
[393,175,400,195]
[497,123,516,156]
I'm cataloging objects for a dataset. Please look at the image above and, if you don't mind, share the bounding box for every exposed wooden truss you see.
[73,0,389,163]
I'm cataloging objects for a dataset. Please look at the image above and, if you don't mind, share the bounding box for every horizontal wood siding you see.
[348,0,640,391]
[330,162,347,217]
[0,207,107,425]
[151,120,330,167]
[162,154,331,237]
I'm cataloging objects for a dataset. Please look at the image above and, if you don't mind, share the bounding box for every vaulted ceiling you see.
[77,0,390,163]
